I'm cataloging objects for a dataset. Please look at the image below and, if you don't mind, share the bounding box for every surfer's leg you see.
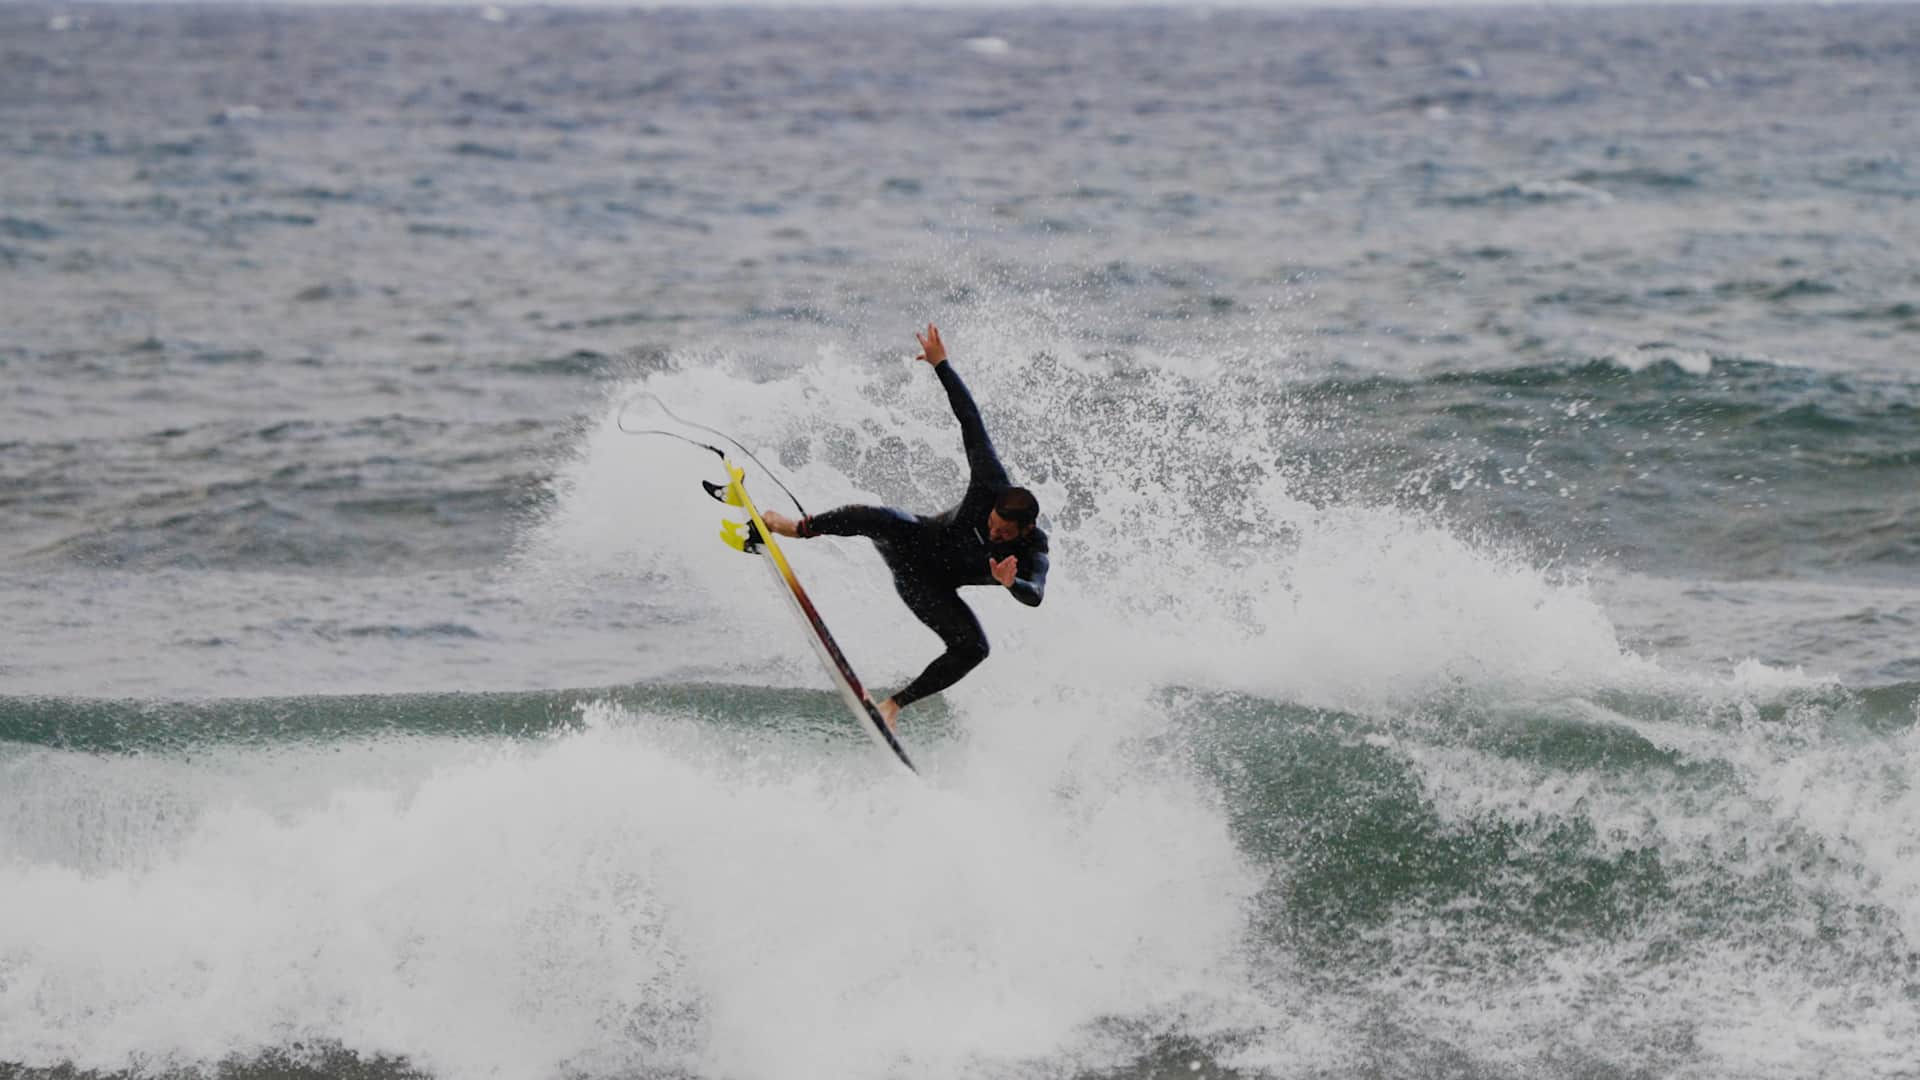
[799,505,920,544]
[888,578,990,710]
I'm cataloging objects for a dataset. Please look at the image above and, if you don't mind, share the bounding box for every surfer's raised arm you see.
[916,324,1010,491]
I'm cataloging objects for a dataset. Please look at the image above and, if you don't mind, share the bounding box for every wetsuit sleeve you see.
[934,360,1010,491]
[1007,541,1048,608]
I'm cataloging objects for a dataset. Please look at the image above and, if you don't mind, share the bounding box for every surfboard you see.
[705,461,918,775]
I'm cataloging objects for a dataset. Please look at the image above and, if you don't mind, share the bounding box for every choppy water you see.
[4,4,1919,1079]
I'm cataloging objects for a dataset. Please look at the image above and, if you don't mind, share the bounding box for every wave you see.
[0,216,58,242]
[7,2,1920,1071]
[26,483,532,572]
[4,671,1917,1078]
[1,694,1259,1079]
[1270,351,1920,581]
[7,675,1911,762]
[1441,178,1617,207]
[0,682,896,755]
[8,414,546,571]
[1274,349,1915,424]
[1567,166,1702,190]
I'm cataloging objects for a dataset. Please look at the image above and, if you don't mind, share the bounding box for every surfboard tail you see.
[704,469,765,552]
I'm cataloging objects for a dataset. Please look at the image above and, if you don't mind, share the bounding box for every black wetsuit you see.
[801,360,1049,708]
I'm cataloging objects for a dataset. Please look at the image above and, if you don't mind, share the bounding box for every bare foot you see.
[877,697,902,732]
[761,511,801,537]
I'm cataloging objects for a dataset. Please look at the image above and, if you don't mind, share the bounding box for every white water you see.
[2,698,1275,1080]
[526,308,1665,713]
[7,316,1912,1079]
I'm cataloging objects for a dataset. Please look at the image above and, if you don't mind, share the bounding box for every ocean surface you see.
[4,3,1919,1078]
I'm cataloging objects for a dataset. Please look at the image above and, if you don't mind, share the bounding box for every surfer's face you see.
[986,510,1028,544]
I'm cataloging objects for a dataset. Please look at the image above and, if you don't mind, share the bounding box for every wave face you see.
[6,4,1920,1079]
[6,679,1919,1079]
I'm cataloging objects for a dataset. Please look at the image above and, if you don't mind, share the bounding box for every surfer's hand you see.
[762,511,802,538]
[914,323,947,367]
[990,555,1017,587]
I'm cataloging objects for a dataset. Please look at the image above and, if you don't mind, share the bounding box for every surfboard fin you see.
[720,516,764,553]
[702,464,749,505]
[709,464,764,552]
[701,478,747,508]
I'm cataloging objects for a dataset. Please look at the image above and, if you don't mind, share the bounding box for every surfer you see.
[763,324,1048,729]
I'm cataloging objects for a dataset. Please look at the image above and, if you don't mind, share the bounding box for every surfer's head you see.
[987,487,1039,542]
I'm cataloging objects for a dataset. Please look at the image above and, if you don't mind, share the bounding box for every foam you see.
[519,308,1657,715]
[0,702,1269,1079]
